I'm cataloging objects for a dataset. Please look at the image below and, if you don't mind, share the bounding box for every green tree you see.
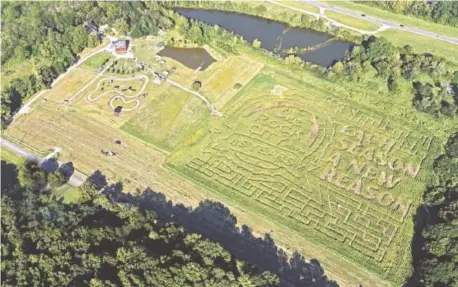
[114,18,129,35]
[252,38,261,49]
[332,61,344,75]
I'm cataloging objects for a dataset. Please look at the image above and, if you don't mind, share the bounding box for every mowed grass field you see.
[121,85,209,152]
[325,10,380,31]
[275,0,320,13]
[379,29,458,64]
[199,55,264,109]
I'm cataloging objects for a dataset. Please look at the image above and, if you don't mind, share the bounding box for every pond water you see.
[176,8,352,66]
[157,46,216,70]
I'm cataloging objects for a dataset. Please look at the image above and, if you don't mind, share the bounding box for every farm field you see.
[121,86,209,152]
[4,32,450,287]
[167,67,440,285]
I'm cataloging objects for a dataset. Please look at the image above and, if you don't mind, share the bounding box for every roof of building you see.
[115,40,128,50]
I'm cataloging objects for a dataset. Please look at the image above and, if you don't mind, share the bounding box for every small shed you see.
[114,106,123,116]
[162,70,169,76]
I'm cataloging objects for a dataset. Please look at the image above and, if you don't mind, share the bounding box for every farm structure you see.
[114,40,128,53]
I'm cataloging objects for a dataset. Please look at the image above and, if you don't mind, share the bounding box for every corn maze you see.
[168,72,438,281]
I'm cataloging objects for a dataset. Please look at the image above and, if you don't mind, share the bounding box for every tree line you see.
[332,36,458,117]
[1,159,279,287]
[1,1,175,127]
[407,133,458,287]
[361,1,458,27]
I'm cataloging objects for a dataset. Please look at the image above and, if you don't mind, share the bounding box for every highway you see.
[301,0,458,45]
[1,138,84,186]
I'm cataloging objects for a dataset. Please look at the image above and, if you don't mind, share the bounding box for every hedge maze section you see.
[168,71,438,284]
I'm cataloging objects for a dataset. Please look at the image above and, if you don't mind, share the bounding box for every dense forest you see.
[407,133,458,287]
[1,159,279,287]
[1,1,175,126]
[333,36,458,117]
[360,1,458,27]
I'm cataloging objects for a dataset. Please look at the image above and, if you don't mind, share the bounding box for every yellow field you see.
[121,85,209,152]
[34,67,99,105]
[200,56,264,109]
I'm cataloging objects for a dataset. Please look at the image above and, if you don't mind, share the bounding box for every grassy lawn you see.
[325,0,458,38]
[199,55,264,109]
[276,1,320,13]
[379,29,458,65]
[325,10,380,31]
[80,52,114,71]
[1,148,25,166]
[121,85,209,152]
[52,184,82,204]
[31,67,98,105]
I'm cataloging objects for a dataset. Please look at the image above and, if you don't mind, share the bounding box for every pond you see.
[157,46,216,71]
[176,8,353,66]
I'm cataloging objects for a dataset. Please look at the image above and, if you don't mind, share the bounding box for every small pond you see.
[157,47,216,70]
[176,8,353,66]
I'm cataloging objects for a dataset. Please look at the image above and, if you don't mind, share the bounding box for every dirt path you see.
[144,66,222,116]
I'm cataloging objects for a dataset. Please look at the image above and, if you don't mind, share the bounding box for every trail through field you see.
[17,42,110,115]
[86,75,149,111]
[144,66,221,116]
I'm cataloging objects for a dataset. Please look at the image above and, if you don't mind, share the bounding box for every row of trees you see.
[332,36,457,117]
[361,1,458,27]
[1,159,279,286]
[407,133,458,286]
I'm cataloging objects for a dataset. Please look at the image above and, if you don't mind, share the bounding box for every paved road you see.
[268,0,377,34]
[1,138,84,186]
[301,0,458,45]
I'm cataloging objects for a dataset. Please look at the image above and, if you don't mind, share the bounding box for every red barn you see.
[114,40,128,53]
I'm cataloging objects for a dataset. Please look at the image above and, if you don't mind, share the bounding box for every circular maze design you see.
[86,75,149,112]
